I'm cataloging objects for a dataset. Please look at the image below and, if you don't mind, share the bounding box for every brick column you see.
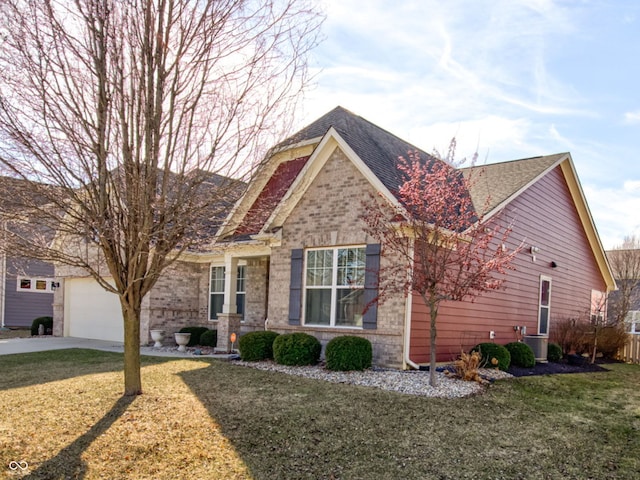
[215,312,242,353]
[52,278,64,336]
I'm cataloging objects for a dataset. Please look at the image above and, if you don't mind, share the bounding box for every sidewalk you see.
[0,336,237,358]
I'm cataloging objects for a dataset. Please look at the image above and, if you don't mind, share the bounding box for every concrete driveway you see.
[0,336,236,359]
[0,337,125,355]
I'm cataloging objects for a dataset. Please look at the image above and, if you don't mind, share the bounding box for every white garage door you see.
[65,278,124,342]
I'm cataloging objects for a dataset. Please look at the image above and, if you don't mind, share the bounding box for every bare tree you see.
[607,235,640,325]
[362,142,521,386]
[0,0,322,395]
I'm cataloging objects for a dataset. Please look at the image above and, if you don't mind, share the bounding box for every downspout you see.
[403,240,419,370]
[0,250,5,329]
[0,219,6,329]
[403,290,419,370]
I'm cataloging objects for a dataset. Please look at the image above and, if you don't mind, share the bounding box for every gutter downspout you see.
[0,219,6,329]
[403,241,419,370]
[0,251,5,329]
[403,290,419,370]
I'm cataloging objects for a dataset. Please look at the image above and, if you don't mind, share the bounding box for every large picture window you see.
[304,247,365,327]
[209,265,245,320]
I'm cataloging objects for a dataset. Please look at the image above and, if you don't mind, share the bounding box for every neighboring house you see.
[605,267,640,333]
[53,107,616,367]
[0,176,55,329]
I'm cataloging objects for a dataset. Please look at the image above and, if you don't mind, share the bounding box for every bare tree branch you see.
[0,0,323,395]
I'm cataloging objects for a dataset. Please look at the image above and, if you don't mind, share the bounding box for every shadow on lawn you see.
[177,360,431,480]
[0,349,164,391]
[22,395,135,480]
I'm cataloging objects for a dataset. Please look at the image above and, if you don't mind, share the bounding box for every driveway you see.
[0,336,236,358]
[0,337,125,355]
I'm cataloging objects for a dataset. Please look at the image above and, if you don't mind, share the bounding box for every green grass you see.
[1,350,639,479]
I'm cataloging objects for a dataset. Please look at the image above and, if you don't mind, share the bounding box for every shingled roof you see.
[278,106,441,196]
[462,153,567,215]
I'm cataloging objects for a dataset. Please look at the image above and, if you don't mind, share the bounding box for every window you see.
[17,277,55,293]
[304,247,365,327]
[236,265,246,319]
[590,290,606,324]
[626,311,640,334]
[209,265,245,320]
[538,276,551,335]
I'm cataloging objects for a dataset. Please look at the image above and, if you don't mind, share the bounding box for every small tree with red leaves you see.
[362,142,521,386]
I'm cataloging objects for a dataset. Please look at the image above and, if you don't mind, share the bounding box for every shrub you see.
[547,342,563,362]
[31,316,53,336]
[239,331,280,361]
[199,329,218,347]
[471,343,511,371]
[325,336,372,371]
[453,350,482,382]
[273,332,321,366]
[596,325,628,359]
[505,342,535,368]
[178,326,209,346]
[550,317,593,355]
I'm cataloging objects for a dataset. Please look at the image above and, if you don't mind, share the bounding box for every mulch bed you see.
[507,358,612,377]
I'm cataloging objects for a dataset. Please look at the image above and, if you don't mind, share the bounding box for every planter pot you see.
[150,330,165,348]
[174,332,191,352]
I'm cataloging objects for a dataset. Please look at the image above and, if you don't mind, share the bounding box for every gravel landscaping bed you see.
[232,359,512,398]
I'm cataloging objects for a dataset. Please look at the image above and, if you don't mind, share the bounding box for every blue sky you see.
[293,0,640,249]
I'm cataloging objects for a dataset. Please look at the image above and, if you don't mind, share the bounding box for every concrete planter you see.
[174,332,191,352]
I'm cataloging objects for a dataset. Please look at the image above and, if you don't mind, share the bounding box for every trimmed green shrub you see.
[199,329,218,347]
[505,342,535,368]
[239,331,280,361]
[273,332,321,366]
[178,326,209,347]
[31,316,53,336]
[325,336,372,371]
[547,342,563,362]
[471,342,511,371]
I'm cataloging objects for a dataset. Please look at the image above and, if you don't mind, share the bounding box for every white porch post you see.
[216,254,241,353]
[222,255,238,314]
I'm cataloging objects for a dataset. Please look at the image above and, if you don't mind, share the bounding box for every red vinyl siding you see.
[409,165,607,363]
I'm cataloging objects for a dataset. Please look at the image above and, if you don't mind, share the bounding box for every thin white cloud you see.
[299,0,640,248]
[623,111,640,124]
[584,183,640,249]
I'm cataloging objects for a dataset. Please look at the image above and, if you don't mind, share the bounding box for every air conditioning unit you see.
[524,335,548,363]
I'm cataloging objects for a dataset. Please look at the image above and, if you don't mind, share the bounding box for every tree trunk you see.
[122,304,142,396]
[428,296,438,387]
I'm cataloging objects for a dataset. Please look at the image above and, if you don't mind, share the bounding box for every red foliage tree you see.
[362,142,522,386]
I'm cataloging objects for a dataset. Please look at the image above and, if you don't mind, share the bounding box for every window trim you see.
[16,276,55,294]
[537,275,552,335]
[302,245,366,328]
[208,262,246,321]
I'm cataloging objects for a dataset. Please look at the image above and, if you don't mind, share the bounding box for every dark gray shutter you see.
[288,248,303,325]
[362,243,380,330]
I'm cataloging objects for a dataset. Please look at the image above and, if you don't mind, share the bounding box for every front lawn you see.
[1,350,639,479]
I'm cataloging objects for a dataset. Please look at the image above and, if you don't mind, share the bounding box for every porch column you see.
[216,255,241,353]
[222,254,238,314]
